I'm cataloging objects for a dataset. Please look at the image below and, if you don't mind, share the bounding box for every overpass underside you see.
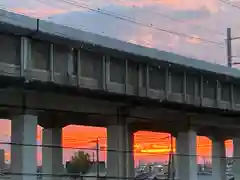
[1,10,240,180]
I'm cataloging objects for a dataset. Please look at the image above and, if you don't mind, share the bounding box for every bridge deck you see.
[1,9,240,119]
[0,9,239,78]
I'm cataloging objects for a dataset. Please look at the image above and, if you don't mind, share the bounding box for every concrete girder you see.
[129,106,188,122]
[0,89,121,115]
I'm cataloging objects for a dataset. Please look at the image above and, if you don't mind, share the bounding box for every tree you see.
[66,151,91,179]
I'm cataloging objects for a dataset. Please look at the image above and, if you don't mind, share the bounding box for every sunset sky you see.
[0,0,239,165]
[0,120,233,166]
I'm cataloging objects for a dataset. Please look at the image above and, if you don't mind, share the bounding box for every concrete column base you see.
[107,122,134,180]
[233,138,240,180]
[212,138,226,180]
[125,126,134,179]
[42,128,63,180]
[11,115,38,180]
[175,130,197,180]
[0,149,5,169]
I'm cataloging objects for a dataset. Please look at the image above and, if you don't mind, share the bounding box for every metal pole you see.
[170,135,175,180]
[227,28,232,67]
[96,138,100,180]
[92,152,95,163]
[167,135,174,180]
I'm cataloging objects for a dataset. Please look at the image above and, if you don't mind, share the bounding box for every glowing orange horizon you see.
[0,122,233,163]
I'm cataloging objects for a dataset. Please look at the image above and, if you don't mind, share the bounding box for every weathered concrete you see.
[42,128,63,180]
[11,115,37,180]
[106,120,134,180]
[212,138,226,180]
[0,9,239,78]
[176,130,197,180]
[233,138,240,180]
[175,130,197,180]
[0,8,240,180]
[0,149,5,170]
[1,9,240,114]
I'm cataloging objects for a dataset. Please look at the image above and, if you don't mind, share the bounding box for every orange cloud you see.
[127,28,160,48]
[113,0,220,13]
[186,35,202,44]
[140,148,175,153]
[8,0,221,19]
[11,8,71,18]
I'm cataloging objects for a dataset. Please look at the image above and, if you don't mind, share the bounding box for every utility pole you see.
[96,138,100,180]
[169,135,175,180]
[227,28,232,67]
[92,152,95,163]
[226,27,240,67]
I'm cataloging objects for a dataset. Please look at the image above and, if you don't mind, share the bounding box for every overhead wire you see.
[0,1,99,36]
[0,1,233,171]
[23,0,228,59]
[52,0,226,47]
[0,172,137,180]
[9,0,225,47]
[67,0,225,37]
[0,0,227,66]
[218,0,240,62]
[219,0,240,10]
[107,0,226,36]
[0,8,233,180]
[0,141,232,156]
[0,0,228,69]
[39,0,228,62]
[0,6,40,18]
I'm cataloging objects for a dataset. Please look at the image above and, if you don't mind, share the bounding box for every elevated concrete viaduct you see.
[0,9,240,180]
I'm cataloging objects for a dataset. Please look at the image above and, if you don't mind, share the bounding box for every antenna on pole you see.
[227,28,232,67]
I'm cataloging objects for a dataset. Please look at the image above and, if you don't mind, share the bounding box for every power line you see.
[2,172,137,180]
[219,0,240,10]
[0,6,40,18]
[61,0,226,46]
[0,2,96,34]
[0,0,226,59]
[60,0,226,46]
[4,0,227,63]
[23,0,225,47]
[67,0,225,36]
[110,0,225,36]
[0,141,232,154]
[0,0,226,38]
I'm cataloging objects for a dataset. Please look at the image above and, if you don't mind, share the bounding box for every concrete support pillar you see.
[42,128,63,180]
[125,126,135,179]
[107,122,134,179]
[175,130,197,180]
[212,138,226,180]
[233,138,240,180]
[168,134,176,179]
[11,114,38,180]
[107,124,125,179]
[0,149,5,169]
[167,153,174,179]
